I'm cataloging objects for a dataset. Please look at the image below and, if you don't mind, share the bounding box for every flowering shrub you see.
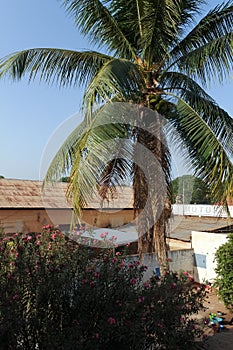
[0,226,206,349]
[214,233,233,310]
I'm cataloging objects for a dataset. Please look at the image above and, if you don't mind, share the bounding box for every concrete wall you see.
[129,250,194,281]
[0,208,135,234]
[192,230,229,283]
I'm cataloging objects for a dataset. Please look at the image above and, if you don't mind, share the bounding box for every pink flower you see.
[130,278,136,285]
[143,282,151,289]
[26,236,32,241]
[115,251,121,256]
[89,281,95,288]
[140,265,148,271]
[100,232,108,239]
[138,296,145,303]
[108,317,116,325]
[93,272,100,278]
[134,260,140,266]
[95,333,99,339]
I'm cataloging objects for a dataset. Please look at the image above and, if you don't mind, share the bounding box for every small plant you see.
[214,233,233,310]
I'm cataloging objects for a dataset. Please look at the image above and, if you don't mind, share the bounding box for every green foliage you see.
[171,175,213,204]
[59,176,70,182]
[214,233,233,310]
[0,226,206,349]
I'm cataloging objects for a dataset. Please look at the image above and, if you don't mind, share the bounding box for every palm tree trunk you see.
[133,107,171,270]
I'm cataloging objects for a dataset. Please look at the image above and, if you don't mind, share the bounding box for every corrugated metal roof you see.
[0,179,134,209]
[168,215,233,240]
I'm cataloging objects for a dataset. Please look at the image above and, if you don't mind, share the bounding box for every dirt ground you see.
[195,288,233,349]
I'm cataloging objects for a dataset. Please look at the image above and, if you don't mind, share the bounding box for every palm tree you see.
[1,0,233,268]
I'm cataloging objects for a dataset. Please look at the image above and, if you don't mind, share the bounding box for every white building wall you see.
[130,250,194,281]
[191,230,228,283]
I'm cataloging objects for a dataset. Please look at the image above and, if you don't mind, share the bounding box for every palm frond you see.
[44,119,88,183]
[45,103,136,215]
[98,156,132,200]
[168,94,233,203]
[161,71,233,152]
[178,33,233,84]
[0,49,112,88]
[83,58,145,112]
[168,2,233,84]
[139,0,205,65]
[62,0,136,59]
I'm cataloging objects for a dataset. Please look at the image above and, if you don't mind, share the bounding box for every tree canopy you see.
[214,233,233,310]
[171,174,213,204]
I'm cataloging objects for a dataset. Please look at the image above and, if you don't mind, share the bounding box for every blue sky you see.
[0,0,232,180]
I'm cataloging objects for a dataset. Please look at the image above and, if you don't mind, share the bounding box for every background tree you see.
[1,1,233,268]
[214,233,233,310]
[171,175,213,204]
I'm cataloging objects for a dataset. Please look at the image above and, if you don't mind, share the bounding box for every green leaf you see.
[168,93,233,204]
[0,49,112,88]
